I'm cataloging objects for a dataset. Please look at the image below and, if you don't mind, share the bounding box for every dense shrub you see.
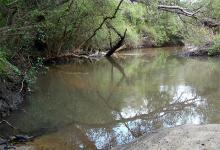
[208,34,220,56]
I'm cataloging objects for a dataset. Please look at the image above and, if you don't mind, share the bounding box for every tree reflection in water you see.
[0,51,218,149]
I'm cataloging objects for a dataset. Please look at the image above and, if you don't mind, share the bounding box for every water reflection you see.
[1,49,220,149]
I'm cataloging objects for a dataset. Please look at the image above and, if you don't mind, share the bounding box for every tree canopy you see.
[0,0,220,76]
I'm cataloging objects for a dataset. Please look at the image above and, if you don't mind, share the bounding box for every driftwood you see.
[44,53,93,64]
[45,26,127,63]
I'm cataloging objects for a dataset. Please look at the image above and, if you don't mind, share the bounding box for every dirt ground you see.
[113,124,220,150]
[3,124,220,150]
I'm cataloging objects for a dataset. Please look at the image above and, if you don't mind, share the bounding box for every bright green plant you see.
[208,34,220,56]
[0,48,20,79]
[25,57,44,85]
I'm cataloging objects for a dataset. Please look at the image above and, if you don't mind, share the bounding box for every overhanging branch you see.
[158,5,220,28]
[158,5,197,17]
[105,29,127,57]
[78,0,124,48]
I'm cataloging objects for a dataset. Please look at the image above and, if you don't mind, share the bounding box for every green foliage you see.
[2,0,220,64]
[203,0,220,20]
[30,9,45,20]
[0,0,12,5]
[0,48,20,79]
[0,48,6,73]
[25,57,44,85]
[208,35,220,56]
[0,13,6,27]
[0,0,187,57]
[184,24,214,46]
[146,28,167,46]
[135,2,182,46]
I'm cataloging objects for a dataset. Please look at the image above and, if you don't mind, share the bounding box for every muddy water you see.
[2,48,220,149]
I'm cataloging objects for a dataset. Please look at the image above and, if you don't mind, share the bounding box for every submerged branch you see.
[105,29,127,57]
[44,53,93,64]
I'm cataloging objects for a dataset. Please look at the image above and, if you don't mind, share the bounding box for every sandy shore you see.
[3,124,220,150]
[113,124,220,150]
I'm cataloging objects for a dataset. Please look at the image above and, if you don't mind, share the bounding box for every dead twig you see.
[0,120,17,130]
[19,78,25,93]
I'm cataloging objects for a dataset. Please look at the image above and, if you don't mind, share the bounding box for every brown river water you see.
[1,47,220,149]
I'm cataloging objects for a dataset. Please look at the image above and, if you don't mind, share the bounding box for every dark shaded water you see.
[1,48,220,149]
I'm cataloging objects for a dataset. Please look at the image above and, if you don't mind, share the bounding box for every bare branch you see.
[0,120,17,130]
[158,5,197,17]
[158,4,220,28]
[105,29,127,57]
[78,0,124,48]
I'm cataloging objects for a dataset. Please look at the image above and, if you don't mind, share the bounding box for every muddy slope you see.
[0,76,24,117]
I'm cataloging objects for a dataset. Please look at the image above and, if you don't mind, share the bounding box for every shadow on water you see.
[1,48,220,149]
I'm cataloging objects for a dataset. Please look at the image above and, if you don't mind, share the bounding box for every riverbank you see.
[1,50,220,149]
[0,76,25,117]
[113,124,220,150]
[6,124,220,150]
[180,42,220,57]
[0,57,27,118]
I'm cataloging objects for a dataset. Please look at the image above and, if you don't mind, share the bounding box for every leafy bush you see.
[0,48,20,79]
[184,24,214,46]
[208,34,220,56]
[0,0,188,57]
[25,57,44,85]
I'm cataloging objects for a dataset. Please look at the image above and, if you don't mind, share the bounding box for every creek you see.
[1,47,220,149]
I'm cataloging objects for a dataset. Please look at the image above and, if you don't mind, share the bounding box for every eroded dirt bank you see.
[113,124,220,150]
[0,76,25,118]
[180,43,220,57]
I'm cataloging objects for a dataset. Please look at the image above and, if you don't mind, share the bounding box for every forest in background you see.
[0,0,220,78]
[0,0,220,113]
[1,0,220,148]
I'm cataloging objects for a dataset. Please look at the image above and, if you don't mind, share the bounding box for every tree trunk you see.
[105,29,127,57]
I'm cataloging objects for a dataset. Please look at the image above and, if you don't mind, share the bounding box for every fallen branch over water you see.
[158,5,197,17]
[158,5,220,28]
[44,29,127,64]
[106,29,127,57]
